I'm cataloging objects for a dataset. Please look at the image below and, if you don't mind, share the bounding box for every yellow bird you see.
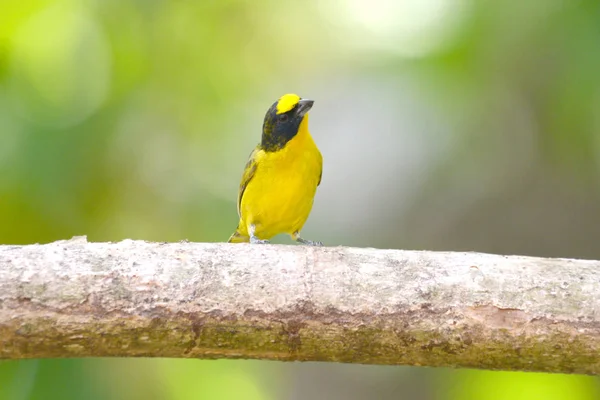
[228,93,323,245]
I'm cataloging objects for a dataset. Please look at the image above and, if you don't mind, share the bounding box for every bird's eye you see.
[279,114,289,122]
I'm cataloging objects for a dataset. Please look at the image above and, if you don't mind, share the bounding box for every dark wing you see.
[237,147,260,217]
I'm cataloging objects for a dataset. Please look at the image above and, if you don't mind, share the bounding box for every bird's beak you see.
[296,99,314,117]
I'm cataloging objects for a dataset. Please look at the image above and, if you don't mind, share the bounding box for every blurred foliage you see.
[441,369,599,400]
[1,0,600,398]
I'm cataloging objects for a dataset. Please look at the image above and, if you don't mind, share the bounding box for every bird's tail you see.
[228,228,249,243]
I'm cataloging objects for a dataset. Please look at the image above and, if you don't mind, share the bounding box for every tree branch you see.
[0,237,598,374]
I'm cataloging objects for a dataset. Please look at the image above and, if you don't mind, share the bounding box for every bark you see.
[0,237,599,374]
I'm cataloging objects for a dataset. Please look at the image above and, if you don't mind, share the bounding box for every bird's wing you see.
[237,147,260,217]
[317,151,323,186]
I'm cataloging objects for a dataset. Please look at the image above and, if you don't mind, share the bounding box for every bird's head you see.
[261,93,314,151]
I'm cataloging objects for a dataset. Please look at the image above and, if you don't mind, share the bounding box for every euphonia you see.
[228,93,323,246]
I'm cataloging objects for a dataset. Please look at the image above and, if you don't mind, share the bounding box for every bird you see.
[228,93,323,246]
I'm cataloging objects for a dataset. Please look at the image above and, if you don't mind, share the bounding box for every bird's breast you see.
[241,132,322,237]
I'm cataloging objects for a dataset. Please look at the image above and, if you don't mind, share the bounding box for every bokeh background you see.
[1,0,600,398]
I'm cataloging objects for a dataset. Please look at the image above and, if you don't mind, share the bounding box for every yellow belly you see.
[239,133,321,239]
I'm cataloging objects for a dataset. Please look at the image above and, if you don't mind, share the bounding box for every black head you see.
[260,94,314,152]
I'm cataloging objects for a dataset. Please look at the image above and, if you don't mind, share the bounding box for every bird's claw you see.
[296,238,323,246]
[250,236,270,244]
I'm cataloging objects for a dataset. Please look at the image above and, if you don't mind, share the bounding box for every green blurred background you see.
[1,0,600,398]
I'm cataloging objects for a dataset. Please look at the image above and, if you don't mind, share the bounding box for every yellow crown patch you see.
[276,93,300,115]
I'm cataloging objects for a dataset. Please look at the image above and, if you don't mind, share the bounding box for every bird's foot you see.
[296,237,323,246]
[250,236,270,244]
